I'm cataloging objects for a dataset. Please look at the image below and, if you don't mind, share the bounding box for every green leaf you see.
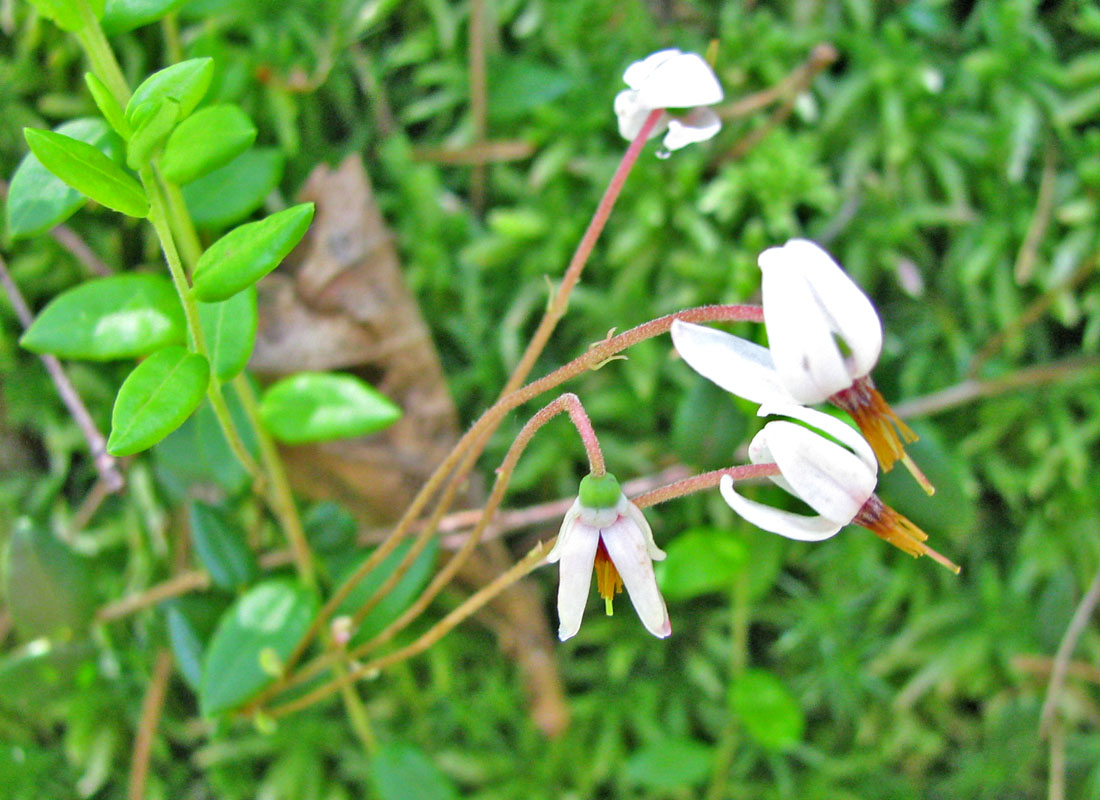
[126,58,213,124]
[26,0,85,30]
[126,97,180,169]
[163,595,228,690]
[330,536,438,643]
[101,0,188,34]
[3,518,95,640]
[107,346,210,456]
[7,118,124,238]
[729,669,804,752]
[196,285,256,381]
[657,527,748,601]
[671,378,748,470]
[199,579,318,716]
[622,738,713,791]
[84,73,131,138]
[191,203,314,301]
[23,128,148,218]
[302,501,358,553]
[189,501,258,590]
[369,743,458,800]
[488,57,574,122]
[20,273,185,361]
[258,372,401,445]
[161,104,257,185]
[182,148,284,229]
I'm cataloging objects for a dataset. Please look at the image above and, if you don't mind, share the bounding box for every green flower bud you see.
[578,472,622,510]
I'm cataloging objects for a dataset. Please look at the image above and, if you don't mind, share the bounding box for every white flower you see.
[546,473,670,641]
[671,239,882,408]
[720,405,959,571]
[614,49,724,152]
[719,404,877,542]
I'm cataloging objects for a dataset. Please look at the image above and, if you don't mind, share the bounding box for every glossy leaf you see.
[20,273,185,361]
[25,0,87,30]
[164,595,228,691]
[101,0,188,33]
[369,743,458,800]
[84,73,130,138]
[126,58,213,124]
[161,104,257,185]
[23,128,148,218]
[182,148,284,228]
[107,347,210,456]
[302,501,358,553]
[330,537,438,643]
[126,97,179,169]
[3,519,95,640]
[7,118,124,238]
[199,580,318,716]
[657,527,747,601]
[196,284,256,380]
[622,738,712,791]
[191,203,315,301]
[258,371,401,445]
[729,669,804,751]
[189,501,258,590]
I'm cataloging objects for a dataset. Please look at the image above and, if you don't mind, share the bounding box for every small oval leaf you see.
[182,148,285,229]
[189,501,258,590]
[101,0,188,34]
[7,118,124,238]
[369,743,459,800]
[107,346,210,456]
[199,579,318,716]
[20,273,185,360]
[259,372,401,444]
[23,128,149,218]
[161,104,257,185]
[657,527,748,601]
[126,58,214,124]
[3,519,96,640]
[196,284,257,381]
[126,97,180,169]
[84,73,131,138]
[163,595,228,691]
[191,203,315,301]
[729,669,805,751]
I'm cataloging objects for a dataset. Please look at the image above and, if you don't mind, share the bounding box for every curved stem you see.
[632,463,781,508]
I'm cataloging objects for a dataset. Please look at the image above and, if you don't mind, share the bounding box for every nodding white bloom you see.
[721,405,958,571]
[672,239,929,489]
[614,49,724,152]
[547,472,671,641]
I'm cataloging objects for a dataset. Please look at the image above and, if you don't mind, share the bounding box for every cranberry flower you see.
[614,49,724,152]
[720,405,958,571]
[671,239,928,490]
[547,472,671,641]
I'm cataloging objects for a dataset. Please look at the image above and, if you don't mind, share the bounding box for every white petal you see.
[760,248,852,403]
[622,497,665,561]
[762,240,883,381]
[671,319,798,405]
[635,52,723,109]
[554,522,600,641]
[662,108,722,150]
[719,474,842,541]
[546,499,583,563]
[757,403,877,474]
[763,420,877,523]
[747,428,801,498]
[602,518,671,638]
[614,90,669,142]
[622,49,683,90]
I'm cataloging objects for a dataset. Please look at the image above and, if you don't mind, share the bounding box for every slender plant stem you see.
[74,0,130,105]
[632,463,780,508]
[498,108,664,398]
[159,178,203,272]
[274,393,604,696]
[278,303,763,673]
[1040,564,1100,736]
[127,649,173,800]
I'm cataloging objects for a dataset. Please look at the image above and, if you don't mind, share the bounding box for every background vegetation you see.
[3,0,1100,797]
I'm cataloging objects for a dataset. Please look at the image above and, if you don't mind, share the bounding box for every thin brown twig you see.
[1015,140,1057,284]
[1013,654,1100,686]
[413,140,535,165]
[69,476,117,533]
[969,247,1098,377]
[1049,717,1066,800]
[468,0,489,214]
[127,648,173,800]
[720,43,838,162]
[0,253,124,495]
[1040,564,1100,737]
[717,43,838,121]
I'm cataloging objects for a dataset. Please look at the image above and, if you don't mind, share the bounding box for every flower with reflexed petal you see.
[671,238,930,492]
[547,472,671,641]
[614,49,724,152]
[720,405,958,571]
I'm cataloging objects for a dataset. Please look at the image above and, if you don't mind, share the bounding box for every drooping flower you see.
[719,405,958,571]
[614,49,724,152]
[546,472,671,641]
[671,239,931,492]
